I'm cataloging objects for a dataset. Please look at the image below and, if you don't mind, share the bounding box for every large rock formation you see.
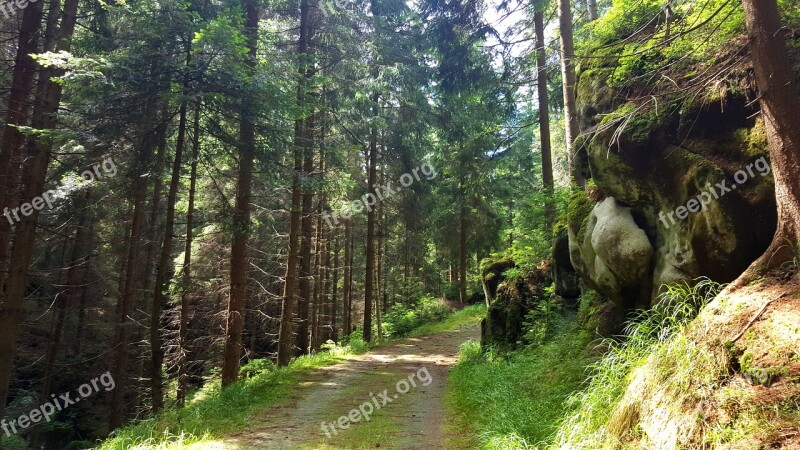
[568,67,777,309]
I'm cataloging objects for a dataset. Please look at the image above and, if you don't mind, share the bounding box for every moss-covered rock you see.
[479,256,515,305]
[569,69,777,309]
[481,262,553,349]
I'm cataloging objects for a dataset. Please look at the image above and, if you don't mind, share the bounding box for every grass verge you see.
[445,316,594,449]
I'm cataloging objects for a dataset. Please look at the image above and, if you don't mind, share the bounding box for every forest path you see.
[217,322,480,449]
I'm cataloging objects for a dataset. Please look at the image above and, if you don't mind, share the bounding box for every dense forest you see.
[0,0,798,448]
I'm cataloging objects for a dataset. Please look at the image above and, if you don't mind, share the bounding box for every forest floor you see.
[210,322,480,449]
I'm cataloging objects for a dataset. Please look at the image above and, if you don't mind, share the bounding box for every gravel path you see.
[219,323,480,449]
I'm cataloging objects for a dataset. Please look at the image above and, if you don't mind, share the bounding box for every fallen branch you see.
[730,292,789,343]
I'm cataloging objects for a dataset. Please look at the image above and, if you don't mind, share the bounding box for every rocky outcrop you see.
[568,73,777,309]
[481,262,552,349]
[480,256,515,306]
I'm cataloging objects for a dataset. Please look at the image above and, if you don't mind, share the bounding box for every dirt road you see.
[219,323,480,449]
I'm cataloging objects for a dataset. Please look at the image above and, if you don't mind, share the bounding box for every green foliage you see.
[554,278,724,448]
[520,285,562,347]
[342,328,373,354]
[382,296,452,338]
[410,304,487,337]
[510,189,571,272]
[447,318,594,449]
[238,358,276,380]
[0,435,27,450]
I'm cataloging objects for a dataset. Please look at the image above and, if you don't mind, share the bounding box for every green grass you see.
[553,279,724,449]
[445,316,595,449]
[446,280,725,449]
[409,304,487,337]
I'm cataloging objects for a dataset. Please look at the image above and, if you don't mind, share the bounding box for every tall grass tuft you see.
[553,278,723,448]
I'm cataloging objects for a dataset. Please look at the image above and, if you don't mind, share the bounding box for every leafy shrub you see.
[239,358,276,379]
[342,328,372,353]
[382,296,451,337]
[520,285,562,347]
[443,282,460,301]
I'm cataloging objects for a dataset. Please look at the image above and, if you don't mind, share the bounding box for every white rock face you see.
[571,197,654,303]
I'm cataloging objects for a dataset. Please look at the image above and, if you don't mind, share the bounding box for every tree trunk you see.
[298,111,316,355]
[558,0,586,189]
[111,176,149,429]
[311,216,322,350]
[364,91,378,343]
[278,0,313,367]
[459,203,468,304]
[331,234,339,342]
[587,0,597,21]
[297,3,316,355]
[733,0,800,286]
[178,100,201,407]
[151,47,191,410]
[342,219,352,337]
[0,0,45,288]
[535,10,556,226]
[221,0,259,387]
[0,0,78,417]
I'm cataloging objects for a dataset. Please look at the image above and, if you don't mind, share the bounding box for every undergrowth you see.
[447,315,594,449]
[447,279,725,449]
[553,278,724,448]
[382,295,452,337]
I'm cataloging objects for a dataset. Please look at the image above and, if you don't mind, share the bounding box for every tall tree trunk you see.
[110,151,152,430]
[0,0,45,288]
[342,219,352,337]
[177,101,201,407]
[331,234,339,342]
[377,167,385,313]
[151,47,191,410]
[733,0,800,285]
[558,0,586,189]
[221,0,259,387]
[363,91,378,343]
[297,112,316,355]
[459,203,468,304]
[535,10,556,226]
[587,0,597,21]
[0,0,78,417]
[278,0,314,366]
[322,227,331,345]
[311,216,322,350]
